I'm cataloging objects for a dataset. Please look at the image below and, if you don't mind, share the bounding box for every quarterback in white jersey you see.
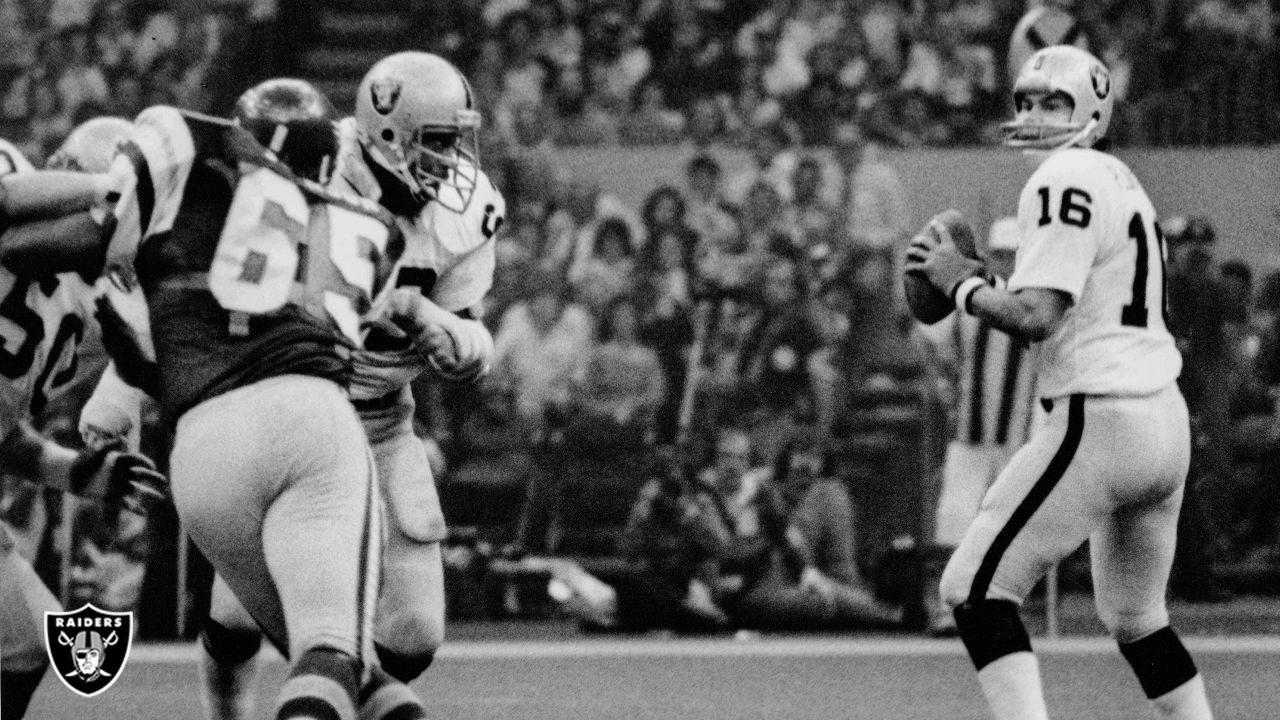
[907,47,1212,720]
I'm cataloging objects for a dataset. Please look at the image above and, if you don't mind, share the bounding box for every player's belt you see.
[351,390,399,412]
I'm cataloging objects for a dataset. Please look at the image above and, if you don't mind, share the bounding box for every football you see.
[903,235,954,325]
[903,209,980,325]
[927,209,980,260]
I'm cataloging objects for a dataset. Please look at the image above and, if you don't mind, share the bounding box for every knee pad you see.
[953,599,1032,671]
[375,643,435,683]
[1119,626,1198,699]
[201,618,263,666]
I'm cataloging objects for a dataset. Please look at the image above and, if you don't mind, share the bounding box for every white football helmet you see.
[355,51,481,212]
[1002,45,1113,151]
[47,116,132,173]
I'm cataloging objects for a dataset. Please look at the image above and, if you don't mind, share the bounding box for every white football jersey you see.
[0,140,95,437]
[1009,148,1180,398]
[331,117,503,401]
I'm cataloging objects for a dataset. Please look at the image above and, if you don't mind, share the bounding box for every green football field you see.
[25,633,1280,719]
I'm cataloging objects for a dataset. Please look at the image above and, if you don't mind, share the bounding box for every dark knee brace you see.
[201,618,263,665]
[1119,626,1199,699]
[1,665,48,719]
[954,599,1033,671]
[375,642,435,683]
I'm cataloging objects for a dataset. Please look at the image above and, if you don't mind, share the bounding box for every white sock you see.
[198,646,257,720]
[976,651,1051,720]
[1152,674,1213,720]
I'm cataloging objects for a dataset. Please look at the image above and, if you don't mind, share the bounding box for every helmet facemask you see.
[364,109,481,213]
[1001,90,1099,151]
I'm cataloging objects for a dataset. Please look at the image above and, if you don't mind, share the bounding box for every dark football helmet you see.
[233,78,337,183]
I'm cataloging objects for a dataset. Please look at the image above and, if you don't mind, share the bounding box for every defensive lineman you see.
[906,46,1213,720]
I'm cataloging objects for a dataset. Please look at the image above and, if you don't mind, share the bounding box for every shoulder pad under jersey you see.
[332,116,383,202]
[432,168,504,255]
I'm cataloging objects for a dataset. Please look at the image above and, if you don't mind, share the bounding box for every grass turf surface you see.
[23,635,1280,720]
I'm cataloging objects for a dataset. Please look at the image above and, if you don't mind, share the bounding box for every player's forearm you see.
[965,285,1067,342]
[397,295,494,382]
[0,210,106,276]
[0,171,112,227]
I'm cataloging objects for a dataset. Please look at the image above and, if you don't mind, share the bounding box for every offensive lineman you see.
[0,122,165,720]
[906,47,1213,720]
[189,53,503,720]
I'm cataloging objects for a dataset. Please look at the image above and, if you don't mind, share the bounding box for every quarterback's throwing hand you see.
[905,235,986,300]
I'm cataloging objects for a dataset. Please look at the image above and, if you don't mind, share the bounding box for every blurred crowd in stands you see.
[1,0,1278,163]
[2,0,1279,635]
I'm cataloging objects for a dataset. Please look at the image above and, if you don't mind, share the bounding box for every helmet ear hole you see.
[381,129,396,142]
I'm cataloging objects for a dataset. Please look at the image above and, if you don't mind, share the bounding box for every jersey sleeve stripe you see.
[119,140,155,238]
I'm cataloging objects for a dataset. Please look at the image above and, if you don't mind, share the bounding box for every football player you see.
[0,122,166,720]
[196,52,504,720]
[906,47,1213,720]
[4,80,435,720]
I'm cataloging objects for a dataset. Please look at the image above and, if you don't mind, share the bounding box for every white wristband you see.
[954,276,988,315]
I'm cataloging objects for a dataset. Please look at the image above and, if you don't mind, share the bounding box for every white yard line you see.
[128,635,1280,664]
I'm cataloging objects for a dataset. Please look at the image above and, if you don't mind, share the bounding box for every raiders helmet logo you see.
[1090,64,1111,100]
[45,604,134,698]
[370,78,402,116]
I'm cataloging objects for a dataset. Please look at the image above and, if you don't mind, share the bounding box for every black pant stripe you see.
[355,452,375,664]
[967,325,991,444]
[968,394,1086,604]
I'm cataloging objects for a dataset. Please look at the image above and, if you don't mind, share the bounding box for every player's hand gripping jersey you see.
[330,116,503,404]
[101,107,402,420]
[0,140,94,437]
[1009,148,1181,398]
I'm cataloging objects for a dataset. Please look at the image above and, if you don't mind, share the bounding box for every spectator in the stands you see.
[620,79,685,146]
[568,295,666,451]
[834,122,911,253]
[785,155,840,266]
[635,186,697,443]
[568,216,637,314]
[89,0,135,79]
[21,82,73,159]
[490,269,595,440]
[653,11,738,113]
[685,154,740,252]
[725,120,797,206]
[738,244,823,418]
[698,181,781,294]
[55,24,110,117]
